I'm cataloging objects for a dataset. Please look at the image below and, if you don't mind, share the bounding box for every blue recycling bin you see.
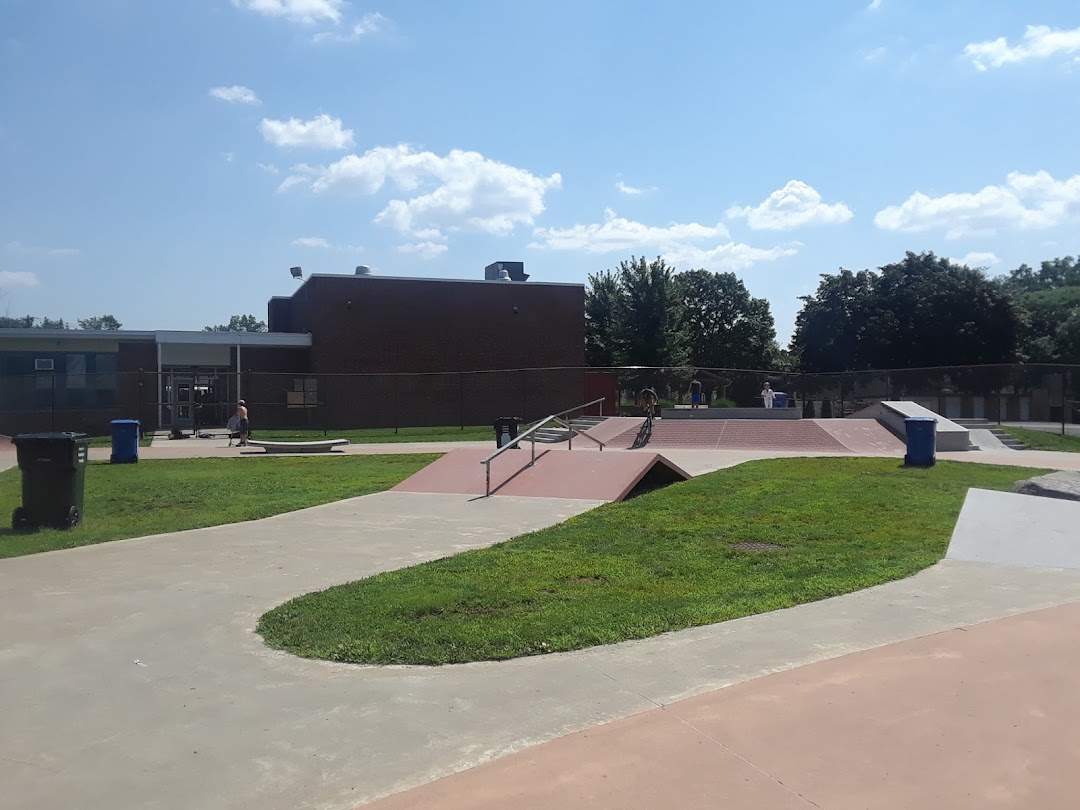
[773,392,789,409]
[904,417,936,467]
[110,419,140,464]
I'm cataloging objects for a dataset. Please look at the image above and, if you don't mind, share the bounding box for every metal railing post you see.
[485,460,491,497]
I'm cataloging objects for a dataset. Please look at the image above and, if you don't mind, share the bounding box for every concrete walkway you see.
[371,600,1080,810]
[5,438,1080,808]
[4,487,1080,810]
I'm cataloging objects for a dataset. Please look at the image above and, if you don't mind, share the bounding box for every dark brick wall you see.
[282,276,585,374]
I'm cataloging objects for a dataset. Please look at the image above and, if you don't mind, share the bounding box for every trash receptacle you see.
[904,417,937,467]
[773,392,789,409]
[12,432,90,530]
[493,416,523,449]
[110,419,140,464]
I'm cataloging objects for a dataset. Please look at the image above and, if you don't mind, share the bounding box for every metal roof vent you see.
[497,268,510,280]
[355,265,372,276]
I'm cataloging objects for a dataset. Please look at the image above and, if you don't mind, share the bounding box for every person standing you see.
[689,378,703,409]
[760,382,776,409]
[236,399,250,447]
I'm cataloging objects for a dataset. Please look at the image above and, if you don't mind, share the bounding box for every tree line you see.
[0,313,268,332]
[587,251,1080,375]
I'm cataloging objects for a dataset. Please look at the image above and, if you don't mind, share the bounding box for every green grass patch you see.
[0,454,437,558]
[258,457,1043,666]
[250,425,492,444]
[999,425,1080,453]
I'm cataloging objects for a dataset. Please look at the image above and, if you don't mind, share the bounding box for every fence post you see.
[138,368,144,433]
[460,372,465,431]
[394,376,399,435]
[1062,372,1068,436]
[323,374,328,437]
[51,372,56,430]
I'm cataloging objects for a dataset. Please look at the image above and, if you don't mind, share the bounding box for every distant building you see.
[0,263,586,435]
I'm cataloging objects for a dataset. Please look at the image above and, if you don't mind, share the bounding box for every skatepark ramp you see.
[392,448,691,502]
[947,488,1080,569]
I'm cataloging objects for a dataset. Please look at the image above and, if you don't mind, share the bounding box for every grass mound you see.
[258,457,1042,665]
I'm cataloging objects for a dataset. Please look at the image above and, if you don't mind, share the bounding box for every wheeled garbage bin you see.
[11,432,90,530]
[110,419,140,464]
[903,417,937,467]
[773,392,789,409]
[493,416,523,449]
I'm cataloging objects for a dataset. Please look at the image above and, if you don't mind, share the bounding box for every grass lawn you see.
[999,425,1080,453]
[0,454,437,558]
[258,457,1044,666]
[249,425,492,444]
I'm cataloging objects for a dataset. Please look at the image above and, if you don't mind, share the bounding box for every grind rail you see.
[480,398,606,497]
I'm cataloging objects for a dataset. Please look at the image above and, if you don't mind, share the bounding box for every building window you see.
[288,377,318,408]
[66,354,87,389]
[95,353,118,391]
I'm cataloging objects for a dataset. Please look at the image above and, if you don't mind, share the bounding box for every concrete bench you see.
[246,439,350,453]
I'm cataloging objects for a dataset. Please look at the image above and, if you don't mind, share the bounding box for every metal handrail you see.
[480,398,607,497]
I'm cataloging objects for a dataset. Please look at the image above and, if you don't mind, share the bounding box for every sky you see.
[2,0,1079,342]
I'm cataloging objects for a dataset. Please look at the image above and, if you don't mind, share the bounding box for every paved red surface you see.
[614,419,851,452]
[816,418,906,453]
[0,435,13,452]
[367,601,1080,810]
[391,447,690,501]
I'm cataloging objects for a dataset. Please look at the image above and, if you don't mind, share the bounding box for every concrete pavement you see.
[371,600,1080,810]
[5,489,1080,810]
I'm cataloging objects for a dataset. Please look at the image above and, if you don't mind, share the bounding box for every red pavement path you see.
[392,447,690,501]
[366,601,1080,810]
[612,418,905,454]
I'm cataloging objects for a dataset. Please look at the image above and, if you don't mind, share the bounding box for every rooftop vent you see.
[355,265,372,276]
[484,261,528,282]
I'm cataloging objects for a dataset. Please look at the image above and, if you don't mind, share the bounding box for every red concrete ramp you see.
[0,435,13,452]
[392,448,691,502]
[614,419,850,452]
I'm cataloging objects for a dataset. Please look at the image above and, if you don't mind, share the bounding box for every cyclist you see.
[638,387,659,419]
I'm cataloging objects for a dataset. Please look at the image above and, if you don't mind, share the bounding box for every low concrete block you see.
[947,488,1080,569]
[1011,471,1080,502]
[660,407,800,420]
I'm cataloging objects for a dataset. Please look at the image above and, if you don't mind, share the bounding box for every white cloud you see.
[874,170,1080,238]
[950,251,1001,268]
[313,11,387,43]
[209,85,260,105]
[0,270,39,288]
[615,180,643,195]
[291,236,362,251]
[5,240,78,257]
[223,152,235,163]
[297,145,561,237]
[292,236,331,248]
[529,210,796,271]
[868,0,884,10]
[397,241,449,260]
[964,25,1080,71]
[259,115,354,149]
[531,209,729,253]
[257,162,279,175]
[232,0,344,24]
[864,46,888,62]
[726,180,854,230]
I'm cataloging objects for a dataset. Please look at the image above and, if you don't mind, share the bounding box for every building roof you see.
[284,273,584,299]
[0,329,312,347]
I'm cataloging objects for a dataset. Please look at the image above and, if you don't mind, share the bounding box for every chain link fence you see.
[2,364,1078,436]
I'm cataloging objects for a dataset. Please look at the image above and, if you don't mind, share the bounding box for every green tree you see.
[791,252,1022,372]
[0,315,67,329]
[612,256,684,371]
[584,270,620,367]
[77,314,122,330]
[791,268,877,372]
[671,269,777,369]
[203,314,267,333]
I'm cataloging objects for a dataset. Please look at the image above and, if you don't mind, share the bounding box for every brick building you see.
[0,264,587,435]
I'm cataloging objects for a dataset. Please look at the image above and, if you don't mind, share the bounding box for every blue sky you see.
[2,0,1079,341]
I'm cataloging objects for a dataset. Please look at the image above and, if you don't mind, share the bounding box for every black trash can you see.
[493,416,523,449]
[12,432,90,530]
